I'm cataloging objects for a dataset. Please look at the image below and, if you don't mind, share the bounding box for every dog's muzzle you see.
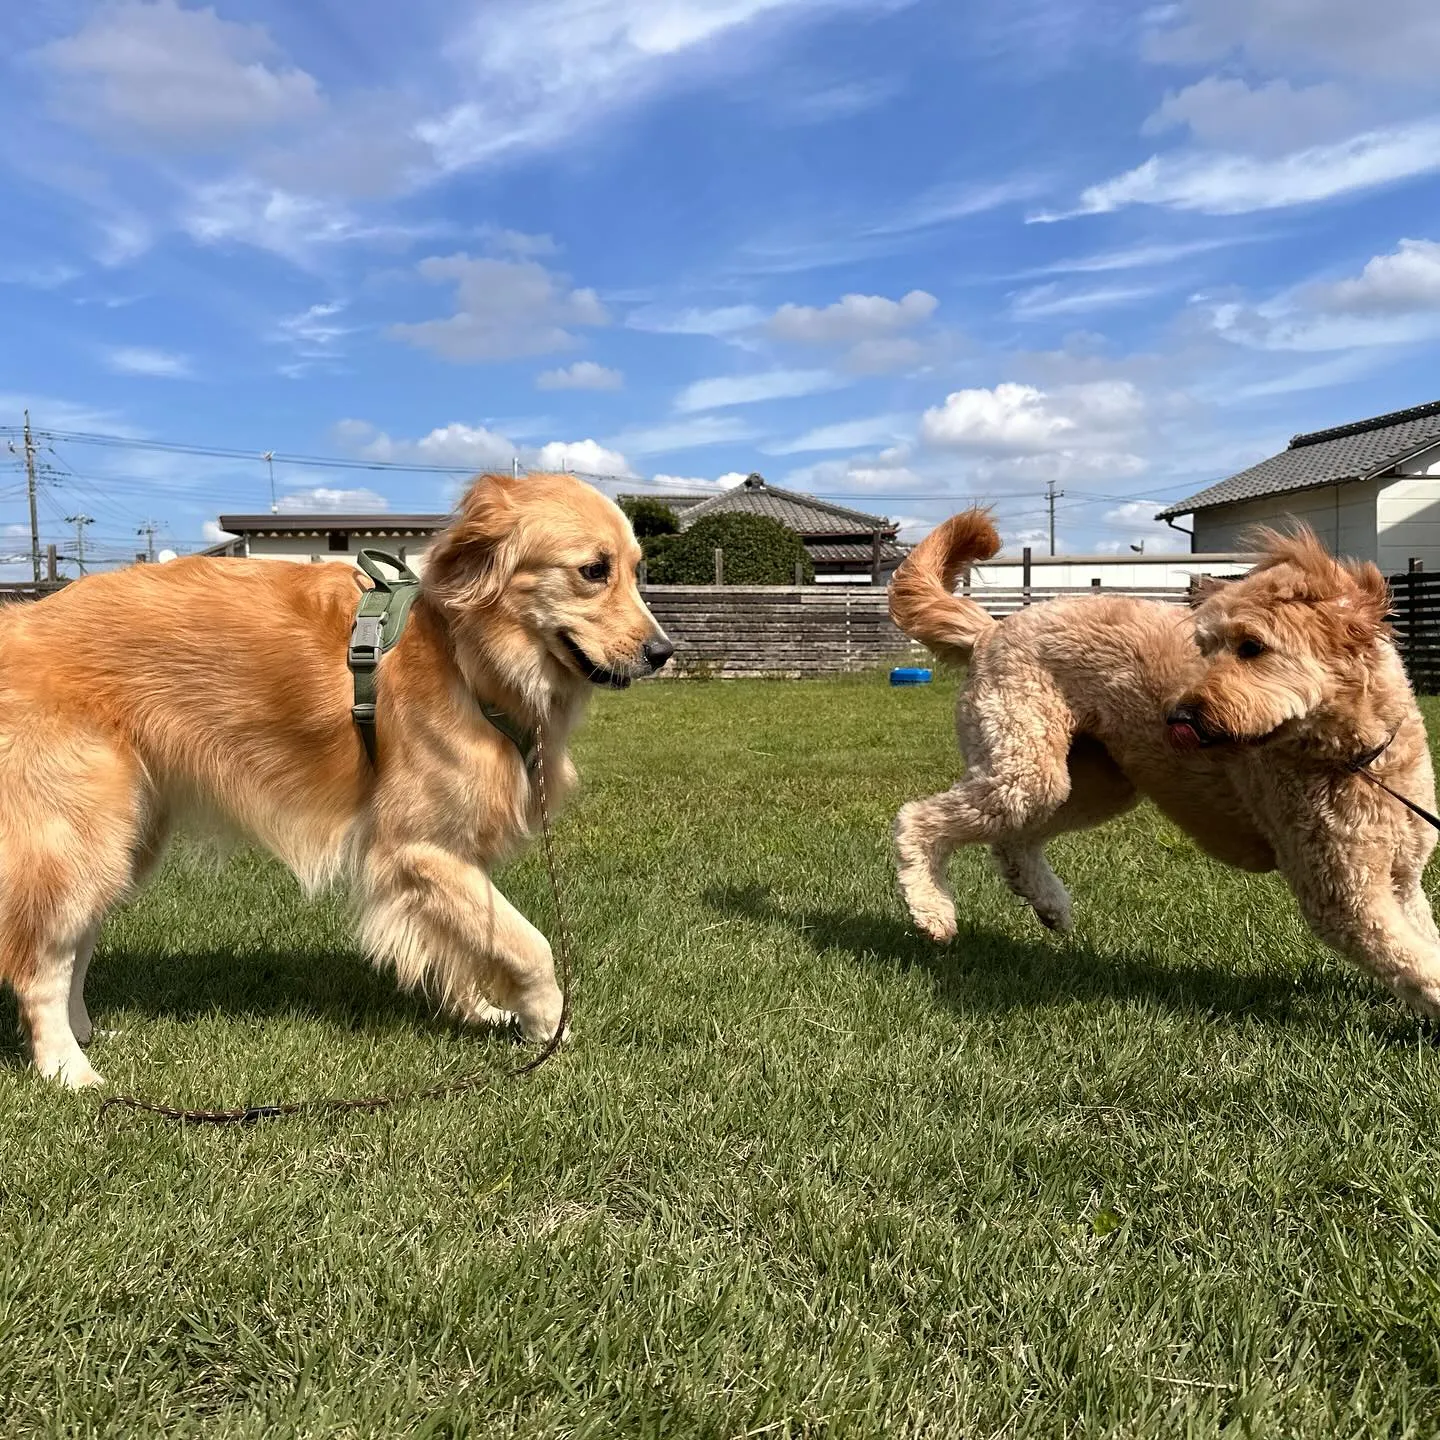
[559,631,675,687]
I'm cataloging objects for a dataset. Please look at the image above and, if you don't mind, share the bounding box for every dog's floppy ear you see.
[1338,559,1392,641]
[425,473,523,609]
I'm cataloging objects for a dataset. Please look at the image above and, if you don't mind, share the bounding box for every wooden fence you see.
[1388,568,1440,693]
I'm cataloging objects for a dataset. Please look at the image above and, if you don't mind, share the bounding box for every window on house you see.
[328,531,348,552]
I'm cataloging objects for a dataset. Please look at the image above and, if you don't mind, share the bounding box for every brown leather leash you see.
[99,730,574,1126]
[1347,728,1440,833]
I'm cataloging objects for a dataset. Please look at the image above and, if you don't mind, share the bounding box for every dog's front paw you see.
[911,900,958,944]
[1034,896,1073,934]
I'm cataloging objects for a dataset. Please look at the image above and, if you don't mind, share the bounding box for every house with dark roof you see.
[1156,400,1440,572]
[208,512,446,568]
[647,473,906,582]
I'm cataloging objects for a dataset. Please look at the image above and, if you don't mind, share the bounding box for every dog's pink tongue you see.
[1168,722,1201,751]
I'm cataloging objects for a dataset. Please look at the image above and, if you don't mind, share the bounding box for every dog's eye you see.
[579,558,611,584]
[1235,638,1266,659]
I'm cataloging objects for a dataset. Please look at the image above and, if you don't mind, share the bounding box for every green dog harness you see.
[346,548,538,771]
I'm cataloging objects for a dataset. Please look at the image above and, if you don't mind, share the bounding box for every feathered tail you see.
[888,509,1002,664]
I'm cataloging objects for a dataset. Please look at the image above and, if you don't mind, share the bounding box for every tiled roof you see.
[679,474,894,536]
[218,513,446,535]
[1156,399,1440,519]
[807,540,909,564]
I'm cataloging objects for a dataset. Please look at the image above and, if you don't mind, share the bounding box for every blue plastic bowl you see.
[889,667,932,686]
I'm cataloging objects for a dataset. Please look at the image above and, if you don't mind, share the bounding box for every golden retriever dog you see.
[0,471,672,1087]
[889,508,1440,1018]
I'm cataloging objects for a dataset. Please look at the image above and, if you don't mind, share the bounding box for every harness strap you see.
[1347,727,1440,833]
[346,549,539,771]
[348,550,422,765]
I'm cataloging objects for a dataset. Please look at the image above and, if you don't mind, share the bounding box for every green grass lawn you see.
[4,674,1440,1438]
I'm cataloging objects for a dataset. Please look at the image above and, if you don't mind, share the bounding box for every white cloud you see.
[337,419,518,471]
[610,414,761,455]
[38,0,322,148]
[202,519,230,543]
[1146,0,1440,83]
[390,253,607,361]
[277,487,388,514]
[1142,77,1359,156]
[624,303,765,336]
[536,360,624,390]
[766,290,936,344]
[183,180,376,265]
[764,413,911,454]
[1311,237,1440,313]
[272,301,352,375]
[673,368,841,412]
[921,381,1144,453]
[334,418,631,477]
[105,345,192,378]
[531,439,632,475]
[1022,237,1247,276]
[649,471,748,492]
[417,0,889,172]
[1207,238,1440,351]
[0,262,80,289]
[864,176,1048,236]
[1009,283,1156,320]
[1093,501,1189,555]
[1046,120,1440,219]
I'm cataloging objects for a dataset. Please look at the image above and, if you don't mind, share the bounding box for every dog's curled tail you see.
[888,508,1002,664]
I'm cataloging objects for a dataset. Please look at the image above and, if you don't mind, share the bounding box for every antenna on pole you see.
[23,411,41,585]
[138,519,160,564]
[1046,477,1065,557]
[263,451,277,514]
[64,513,94,575]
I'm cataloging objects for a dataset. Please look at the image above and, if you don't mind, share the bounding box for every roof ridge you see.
[1290,398,1440,449]
[685,476,893,528]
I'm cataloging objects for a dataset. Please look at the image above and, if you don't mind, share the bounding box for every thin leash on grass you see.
[98,731,575,1127]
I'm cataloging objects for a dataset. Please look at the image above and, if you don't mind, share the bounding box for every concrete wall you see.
[1192,480,1380,562]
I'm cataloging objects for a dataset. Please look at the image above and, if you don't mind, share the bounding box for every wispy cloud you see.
[764,413,911,453]
[104,346,193,378]
[1009,282,1157,319]
[1037,120,1440,219]
[673,368,842,412]
[610,414,761,455]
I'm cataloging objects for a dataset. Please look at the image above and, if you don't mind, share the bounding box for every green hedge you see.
[618,497,679,538]
[644,513,814,585]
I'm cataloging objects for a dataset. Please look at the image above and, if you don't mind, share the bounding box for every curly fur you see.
[890,510,1440,1019]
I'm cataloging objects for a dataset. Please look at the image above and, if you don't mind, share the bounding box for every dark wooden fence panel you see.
[1387,569,1440,693]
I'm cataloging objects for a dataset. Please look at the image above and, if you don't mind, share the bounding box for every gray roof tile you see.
[680,475,894,535]
[1155,398,1440,519]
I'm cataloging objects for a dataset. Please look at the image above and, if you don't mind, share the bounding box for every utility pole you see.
[65,513,94,574]
[1046,477,1065,557]
[23,410,40,584]
[263,451,277,514]
[138,519,160,564]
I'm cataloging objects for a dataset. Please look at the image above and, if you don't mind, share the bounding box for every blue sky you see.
[3,0,1440,569]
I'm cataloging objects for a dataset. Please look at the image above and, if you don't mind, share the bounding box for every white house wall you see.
[970,555,1249,590]
[231,534,438,572]
[1377,471,1440,574]
[1192,480,1380,562]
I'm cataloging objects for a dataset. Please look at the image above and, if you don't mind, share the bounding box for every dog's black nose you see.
[1166,703,1198,727]
[642,636,675,672]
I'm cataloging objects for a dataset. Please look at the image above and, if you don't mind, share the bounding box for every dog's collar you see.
[347,551,537,774]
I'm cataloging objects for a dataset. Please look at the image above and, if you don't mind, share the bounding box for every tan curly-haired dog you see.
[889,508,1440,1018]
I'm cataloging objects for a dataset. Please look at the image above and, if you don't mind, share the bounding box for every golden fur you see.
[890,509,1440,1017]
[0,471,672,1087]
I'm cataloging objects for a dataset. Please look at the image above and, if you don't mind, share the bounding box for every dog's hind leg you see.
[895,681,1078,942]
[991,738,1138,934]
[67,920,102,1045]
[359,842,565,1043]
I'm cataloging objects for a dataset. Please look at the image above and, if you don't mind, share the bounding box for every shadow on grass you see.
[703,881,1347,1026]
[0,944,510,1073]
